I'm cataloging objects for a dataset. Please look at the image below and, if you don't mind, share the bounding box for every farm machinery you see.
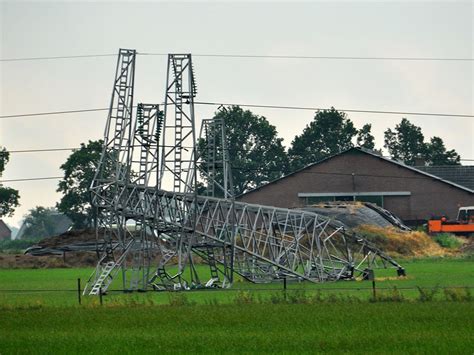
[428,206,474,235]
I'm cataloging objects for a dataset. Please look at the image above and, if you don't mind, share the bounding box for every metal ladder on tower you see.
[205,245,220,287]
[113,53,132,149]
[86,239,134,295]
[173,58,183,192]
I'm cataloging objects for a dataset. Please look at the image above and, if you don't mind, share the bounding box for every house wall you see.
[238,150,474,222]
[0,221,11,241]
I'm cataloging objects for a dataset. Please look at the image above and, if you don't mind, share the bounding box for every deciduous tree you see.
[0,147,20,218]
[288,107,357,170]
[384,119,460,166]
[198,106,289,195]
[356,123,376,150]
[57,140,103,228]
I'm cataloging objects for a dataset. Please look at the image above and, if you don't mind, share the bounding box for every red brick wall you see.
[238,150,474,221]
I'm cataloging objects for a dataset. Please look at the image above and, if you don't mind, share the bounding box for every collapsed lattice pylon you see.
[84,49,404,295]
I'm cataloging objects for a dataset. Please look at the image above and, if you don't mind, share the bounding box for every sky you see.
[0,0,473,229]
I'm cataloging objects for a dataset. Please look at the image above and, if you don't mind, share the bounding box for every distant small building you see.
[0,220,11,241]
[238,147,474,225]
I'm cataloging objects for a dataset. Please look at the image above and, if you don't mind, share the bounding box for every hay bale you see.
[355,225,451,257]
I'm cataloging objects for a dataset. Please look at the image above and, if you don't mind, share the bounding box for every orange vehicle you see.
[428,206,474,234]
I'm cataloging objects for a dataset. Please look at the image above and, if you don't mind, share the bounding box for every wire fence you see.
[1,279,473,300]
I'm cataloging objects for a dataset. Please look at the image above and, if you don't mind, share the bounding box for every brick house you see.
[238,147,474,224]
[0,220,11,241]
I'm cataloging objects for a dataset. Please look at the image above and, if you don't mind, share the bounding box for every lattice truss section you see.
[159,54,198,194]
[84,48,404,295]
[197,118,234,198]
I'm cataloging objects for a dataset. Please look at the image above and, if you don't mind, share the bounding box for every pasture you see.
[0,257,473,353]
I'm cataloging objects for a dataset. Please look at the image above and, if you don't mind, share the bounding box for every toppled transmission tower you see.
[84,48,404,295]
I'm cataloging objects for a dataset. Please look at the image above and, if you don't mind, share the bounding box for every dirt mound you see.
[0,252,97,269]
[302,202,410,230]
[355,225,452,257]
[36,228,96,248]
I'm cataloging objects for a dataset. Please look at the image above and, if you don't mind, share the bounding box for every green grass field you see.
[1,257,473,353]
[2,303,474,354]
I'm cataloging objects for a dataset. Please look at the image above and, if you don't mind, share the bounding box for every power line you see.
[1,103,473,120]
[195,101,474,118]
[2,52,473,62]
[6,146,474,162]
[2,164,473,184]
[0,176,62,183]
[8,148,79,154]
[0,107,109,119]
[0,54,116,62]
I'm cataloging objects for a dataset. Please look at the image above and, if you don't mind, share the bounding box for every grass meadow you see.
[0,257,473,353]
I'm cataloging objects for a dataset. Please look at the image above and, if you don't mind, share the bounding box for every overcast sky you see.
[0,0,473,228]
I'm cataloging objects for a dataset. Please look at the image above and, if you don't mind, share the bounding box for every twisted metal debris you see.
[84,49,404,295]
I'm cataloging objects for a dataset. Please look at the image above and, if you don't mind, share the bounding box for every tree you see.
[356,123,375,150]
[384,119,461,166]
[198,106,289,195]
[384,118,426,165]
[0,147,20,218]
[57,140,103,228]
[424,136,460,165]
[20,206,58,239]
[288,107,357,170]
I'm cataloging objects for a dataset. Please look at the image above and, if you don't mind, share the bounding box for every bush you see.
[233,290,255,305]
[416,286,439,302]
[0,239,37,253]
[168,292,195,306]
[287,289,308,304]
[433,233,463,249]
[370,287,405,303]
[444,287,472,302]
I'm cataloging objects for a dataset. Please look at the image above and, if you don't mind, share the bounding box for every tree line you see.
[0,106,461,233]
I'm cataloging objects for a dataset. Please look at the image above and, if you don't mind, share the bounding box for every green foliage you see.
[167,292,196,306]
[20,206,59,239]
[288,107,357,170]
[0,238,37,252]
[416,285,439,302]
[444,287,472,302]
[384,118,460,166]
[0,187,20,218]
[433,233,463,249]
[199,106,289,195]
[384,118,426,165]
[425,136,460,165]
[0,147,9,175]
[370,286,405,303]
[356,123,376,150]
[233,290,256,304]
[0,146,20,218]
[57,140,103,228]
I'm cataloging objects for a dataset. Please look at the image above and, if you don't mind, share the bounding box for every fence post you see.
[283,277,287,301]
[77,278,81,305]
[372,279,376,300]
[99,287,103,306]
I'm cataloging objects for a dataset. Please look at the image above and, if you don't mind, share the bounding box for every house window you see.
[355,195,383,207]
[334,195,354,202]
[306,196,334,205]
[300,192,409,208]
[304,194,384,207]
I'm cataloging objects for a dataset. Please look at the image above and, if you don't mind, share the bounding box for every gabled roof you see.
[240,147,474,196]
[414,165,474,191]
[0,220,11,234]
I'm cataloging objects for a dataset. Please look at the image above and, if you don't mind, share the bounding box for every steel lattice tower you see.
[159,54,198,194]
[84,49,405,296]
